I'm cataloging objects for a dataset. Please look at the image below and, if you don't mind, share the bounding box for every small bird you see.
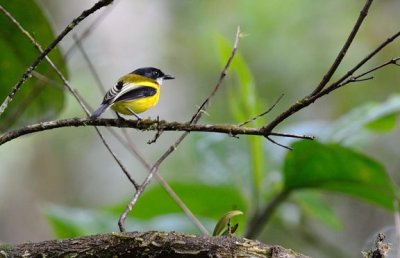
[90,67,174,119]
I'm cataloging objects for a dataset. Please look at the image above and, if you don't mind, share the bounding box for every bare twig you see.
[311,0,374,95]
[340,56,400,86]
[265,136,292,151]
[0,0,114,117]
[118,26,242,232]
[238,94,284,127]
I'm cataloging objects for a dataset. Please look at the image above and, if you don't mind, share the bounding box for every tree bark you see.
[0,231,309,258]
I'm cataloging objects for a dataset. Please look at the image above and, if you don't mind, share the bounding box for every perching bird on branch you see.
[90,67,174,120]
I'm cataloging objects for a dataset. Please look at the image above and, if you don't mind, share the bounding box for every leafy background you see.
[0,1,400,257]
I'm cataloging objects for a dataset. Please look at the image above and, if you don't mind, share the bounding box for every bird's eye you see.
[153,71,160,77]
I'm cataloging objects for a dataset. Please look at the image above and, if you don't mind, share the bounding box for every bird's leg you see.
[115,112,126,121]
[126,107,142,120]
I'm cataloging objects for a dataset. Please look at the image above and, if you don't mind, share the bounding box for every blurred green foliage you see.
[0,0,66,132]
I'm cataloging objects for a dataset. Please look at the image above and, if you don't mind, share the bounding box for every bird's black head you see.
[131,67,174,82]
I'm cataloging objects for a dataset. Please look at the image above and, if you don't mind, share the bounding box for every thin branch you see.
[118,26,242,232]
[189,27,241,124]
[238,94,284,127]
[265,136,292,151]
[0,0,114,117]
[311,0,374,95]
[340,56,400,86]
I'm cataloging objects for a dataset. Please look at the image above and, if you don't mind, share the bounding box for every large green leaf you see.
[0,1,66,131]
[284,140,396,209]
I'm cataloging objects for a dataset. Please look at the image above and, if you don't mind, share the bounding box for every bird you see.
[90,67,174,120]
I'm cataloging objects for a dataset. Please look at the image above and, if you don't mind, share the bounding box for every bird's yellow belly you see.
[111,94,160,115]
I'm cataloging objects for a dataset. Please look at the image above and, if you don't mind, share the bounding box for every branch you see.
[0,231,309,258]
[0,117,314,146]
[311,0,374,95]
[0,0,114,117]
[262,29,400,134]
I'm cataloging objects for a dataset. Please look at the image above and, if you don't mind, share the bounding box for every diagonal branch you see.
[311,0,374,95]
[0,0,114,117]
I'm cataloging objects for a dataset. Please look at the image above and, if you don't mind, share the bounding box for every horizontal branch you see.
[0,231,309,258]
[0,118,314,146]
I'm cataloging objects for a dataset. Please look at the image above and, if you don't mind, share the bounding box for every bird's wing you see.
[114,86,157,102]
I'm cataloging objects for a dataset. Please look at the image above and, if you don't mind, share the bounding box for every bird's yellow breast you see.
[111,91,160,115]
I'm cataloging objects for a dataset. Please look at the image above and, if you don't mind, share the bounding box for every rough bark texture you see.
[0,231,310,258]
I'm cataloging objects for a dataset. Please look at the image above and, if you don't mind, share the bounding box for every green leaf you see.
[212,210,243,236]
[0,1,66,132]
[364,113,397,132]
[294,191,343,230]
[326,95,400,141]
[106,183,247,220]
[42,204,116,238]
[284,140,396,209]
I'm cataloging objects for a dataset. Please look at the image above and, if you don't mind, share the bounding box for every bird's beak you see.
[163,74,175,80]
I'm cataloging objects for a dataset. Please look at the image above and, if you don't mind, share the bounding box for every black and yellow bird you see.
[90,67,174,119]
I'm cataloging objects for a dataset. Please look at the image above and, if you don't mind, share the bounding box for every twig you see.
[311,0,374,95]
[118,26,242,232]
[340,56,400,86]
[0,0,114,117]
[238,94,284,127]
[265,136,292,151]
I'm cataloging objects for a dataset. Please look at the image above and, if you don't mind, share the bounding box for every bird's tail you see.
[90,104,109,119]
